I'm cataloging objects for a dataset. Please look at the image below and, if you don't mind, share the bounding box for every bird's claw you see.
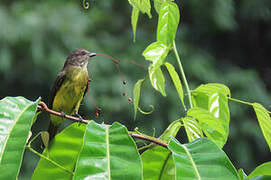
[60,111,66,119]
[74,113,84,123]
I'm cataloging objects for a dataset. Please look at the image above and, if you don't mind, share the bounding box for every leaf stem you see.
[227,97,252,106]
[173,41,193,109]
[26,145,73,174]
[228,97,271,114]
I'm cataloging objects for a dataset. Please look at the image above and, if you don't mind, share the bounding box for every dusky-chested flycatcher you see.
[48,48,96,140]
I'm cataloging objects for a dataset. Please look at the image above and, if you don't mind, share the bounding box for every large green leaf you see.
[0,96,39,179]
[164,62,185,108]
[157,2,180,46]
[141,146,175,180]
[253,103,271,151]
[131,7,140,42]
[192,83,231,146]
[168,137,240,180]
[182,116,203,142]
[148,64,166,96]
[133,79,145,119]
[247,161,271,179]
[32,122,86,179]
[73,121,142,180]
[187,107,227,148]
[142,41,169,68]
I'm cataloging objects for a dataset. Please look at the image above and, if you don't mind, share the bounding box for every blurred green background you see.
[1,0,271,179]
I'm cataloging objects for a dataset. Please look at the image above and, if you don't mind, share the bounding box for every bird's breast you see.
[52,67,89,116]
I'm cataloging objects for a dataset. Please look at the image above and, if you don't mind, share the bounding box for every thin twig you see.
[38,101,88,124]
[129,133,168,148]
[37,101,168,148]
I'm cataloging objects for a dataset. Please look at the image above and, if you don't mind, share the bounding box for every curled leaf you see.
[82,0,89,9]
[138,105,155,115]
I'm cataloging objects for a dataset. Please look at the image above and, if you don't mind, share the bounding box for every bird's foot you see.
[60,111,66,119]
[74,113,84,123]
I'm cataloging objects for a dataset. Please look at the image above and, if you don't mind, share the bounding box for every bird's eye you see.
[81,51,87,55]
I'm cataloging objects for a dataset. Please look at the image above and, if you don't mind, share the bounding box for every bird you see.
[48,48,96,140]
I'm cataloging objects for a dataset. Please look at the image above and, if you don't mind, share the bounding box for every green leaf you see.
[187,107,227,148]
[159,119,182,143]
[192,83,231,145]
[153,0,174,14]
[193,83,231,98]
[248,162,271,179]
[238,169,247,180]
[0,96,39,179]
[164,62,185,108]
[168,137,240,180]
[141,146,175,180]
[253,103,271,151]
[182,116,203,142]
[128,0,152,18]
[131,7,140,42]
[133,79,145,119]
[157,2,180,46]
[73,121,142,180]
[148,64,166,96]
[142,41,169,68]
[32,123,87,180]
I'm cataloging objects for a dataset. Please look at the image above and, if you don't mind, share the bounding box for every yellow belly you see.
[51,67,88,126]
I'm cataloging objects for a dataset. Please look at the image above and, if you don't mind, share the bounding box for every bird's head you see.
[65,48,96,68]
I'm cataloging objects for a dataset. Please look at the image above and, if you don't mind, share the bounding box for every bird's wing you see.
[48,71,66,109]
[83,77,90,98]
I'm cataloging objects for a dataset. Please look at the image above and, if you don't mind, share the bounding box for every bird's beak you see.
[87,52,96,57]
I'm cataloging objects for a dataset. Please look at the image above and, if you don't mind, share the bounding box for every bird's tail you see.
[48,121,59,141]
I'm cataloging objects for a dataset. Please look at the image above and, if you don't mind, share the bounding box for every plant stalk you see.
[173,41,193,109]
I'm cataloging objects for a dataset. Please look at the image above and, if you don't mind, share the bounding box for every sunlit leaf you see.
[164,62,185,108]
[157,2,180,46]
[142,41,169,68]
[159,119,182,143]
[193,83,231,98]
[73,121,142,179]
[253,103,271,151]
[128,0,152,18]
[182,117,203,142]
[153,0,174,14]
[141,146,175,180]
[187,107,227,148]
[247,161,271,179]
[131,7,140,42]
[192,83,231,146]
[0,97,39,179]
[168,137,240,180]
[148,64,166,96]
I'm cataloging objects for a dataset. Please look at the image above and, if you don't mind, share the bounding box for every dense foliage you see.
[0,0,271,179]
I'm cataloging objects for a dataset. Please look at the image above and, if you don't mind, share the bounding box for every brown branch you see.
[37,101,168,148]
[129,133,168,148]
[37,101,88,124]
